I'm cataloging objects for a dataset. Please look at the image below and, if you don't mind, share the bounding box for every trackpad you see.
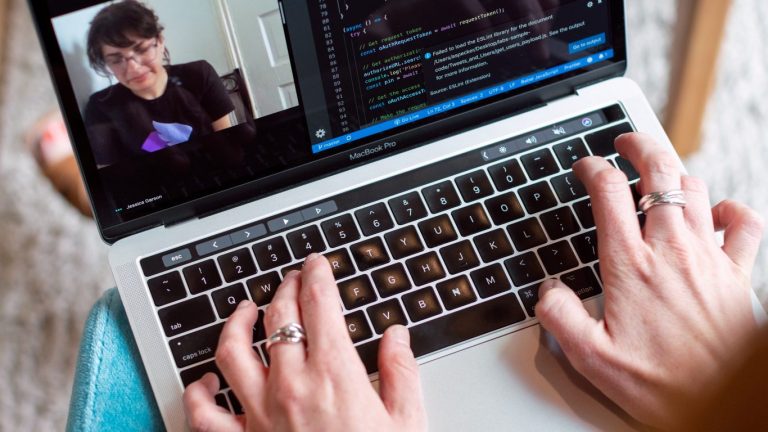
[416,301,641,431]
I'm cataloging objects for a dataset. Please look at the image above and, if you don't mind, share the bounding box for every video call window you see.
[52,0,298,168]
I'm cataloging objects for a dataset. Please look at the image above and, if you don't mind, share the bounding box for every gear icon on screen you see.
[315,128,327,139]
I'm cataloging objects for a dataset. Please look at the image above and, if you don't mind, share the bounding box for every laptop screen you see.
[39,0,625,240]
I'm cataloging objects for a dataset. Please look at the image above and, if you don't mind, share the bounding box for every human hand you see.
[535,133,763,429]
[183,254,427,432]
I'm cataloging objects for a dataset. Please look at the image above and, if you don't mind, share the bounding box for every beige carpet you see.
[0,0,765,430]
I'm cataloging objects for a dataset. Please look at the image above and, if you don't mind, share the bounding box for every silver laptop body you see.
[30,1,730,430]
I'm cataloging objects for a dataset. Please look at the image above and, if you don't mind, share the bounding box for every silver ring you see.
[265,322,306,351]
[638,190,687,214]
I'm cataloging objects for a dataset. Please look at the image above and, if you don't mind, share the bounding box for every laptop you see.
[30,0,680,429]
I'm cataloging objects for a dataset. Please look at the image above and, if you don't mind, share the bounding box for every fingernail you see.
[237,300,252,309]
[390,325,410,346]
[305,253,321,263]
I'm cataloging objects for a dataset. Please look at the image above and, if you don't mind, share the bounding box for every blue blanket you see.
[66,288,165,431]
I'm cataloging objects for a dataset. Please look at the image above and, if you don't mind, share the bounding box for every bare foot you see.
[26,111,93,218]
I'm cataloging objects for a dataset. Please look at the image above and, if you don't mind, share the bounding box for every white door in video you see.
[224,0,298,118]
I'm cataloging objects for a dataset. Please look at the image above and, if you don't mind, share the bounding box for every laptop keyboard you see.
[141,105,639,413]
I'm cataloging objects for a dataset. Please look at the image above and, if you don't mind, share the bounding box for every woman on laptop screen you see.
[83,0,235,168]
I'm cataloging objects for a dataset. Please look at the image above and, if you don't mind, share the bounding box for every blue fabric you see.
[66,288,165,431]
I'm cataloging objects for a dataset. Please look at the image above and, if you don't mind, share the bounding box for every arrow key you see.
[230,224,267,245]
[195,235,233,256]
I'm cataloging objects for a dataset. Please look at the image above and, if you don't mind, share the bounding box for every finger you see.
[377,325,428,430]
[215,301,268,417]
[298,254,353,356]
[680,176,715,237]
[183,373,244,432]
[712,200,765,270]
[264,271,306,368]
[615,133,686,238]
[572,156,643,255]
[536,279,604,366]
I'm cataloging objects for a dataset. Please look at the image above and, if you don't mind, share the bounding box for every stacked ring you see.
[265,322,307,351]
[638,190,687,214]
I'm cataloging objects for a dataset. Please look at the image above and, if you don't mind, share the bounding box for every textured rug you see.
[0,0,765,430]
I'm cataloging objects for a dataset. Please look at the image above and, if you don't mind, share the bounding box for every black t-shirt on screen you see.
[84,60,234,167]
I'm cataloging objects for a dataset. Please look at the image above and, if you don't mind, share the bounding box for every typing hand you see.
[183,254,426,432]
[536,133,763,429]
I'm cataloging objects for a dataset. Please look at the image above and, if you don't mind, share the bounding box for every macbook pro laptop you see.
[31,0,694,429]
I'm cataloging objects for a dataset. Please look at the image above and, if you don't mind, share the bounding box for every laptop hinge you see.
[573,72,618,95]
[162,213,199,229]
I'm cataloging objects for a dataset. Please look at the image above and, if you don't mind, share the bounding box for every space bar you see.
[356,293,526,374]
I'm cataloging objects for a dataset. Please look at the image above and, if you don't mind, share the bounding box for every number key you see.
[488,159,526,191]
[388,192,428,224]
[252,237,291,270]
[422,181,461,213]
[217,249,257,283]
[182,260,222,294]
[355,203,394,236]
[455,170,494,202]
[286,225,327,259]
[321,214,360,247]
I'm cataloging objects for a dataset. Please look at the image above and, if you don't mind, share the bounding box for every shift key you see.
[158,296,216,337]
